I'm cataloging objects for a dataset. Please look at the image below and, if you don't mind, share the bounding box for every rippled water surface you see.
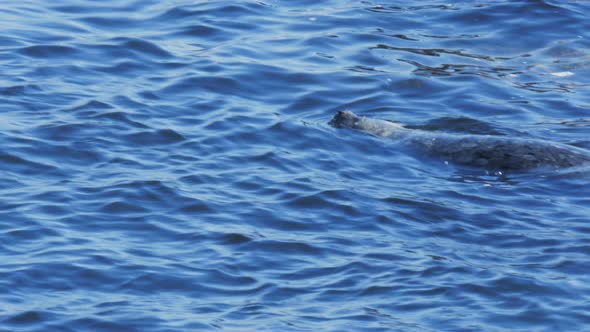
[1,1,590,331]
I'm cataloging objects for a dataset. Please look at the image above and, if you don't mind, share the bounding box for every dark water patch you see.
[201,268,258,287]
[398,58,522,80]
[3,310,46,325]
[219,232,254,245]
[178,173,220,186]
[100,156,144,169]
[66,100,114,112]
[79,16,142,30]
[374,29,420,42]
[0,84,42,96]
[123,129,185,146]
[18,45,78,58]
[3,226,61,243]
[174,24,225,39]
[91,111,150,129]
[367,4,458,13]
[2,262,118,291]
[100,201,148,215]
[385,77,455,100]
[421,33,482,40]
[233,149,302,175]
[239,239,324,257]
[50,1,148,15]
[151,6,201,21]
[285,189,358,211]
[382,196,466,224]
[81,40,172,64]
[120,271,265,297]
[0,153,62,177]
[29,142,105,167]
[190,2,268,19]
[91,60,151,76]
[112,37,172,58]
[219,20,259,33]
[33,123,98,142]
[83,180,194,213]
[373,43,496,61]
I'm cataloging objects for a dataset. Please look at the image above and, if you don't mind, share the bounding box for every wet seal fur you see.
[330,110,590,171]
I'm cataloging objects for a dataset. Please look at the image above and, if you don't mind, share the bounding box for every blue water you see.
[1,1,590,331]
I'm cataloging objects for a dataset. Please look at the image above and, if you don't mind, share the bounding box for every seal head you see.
[329,110,408,137]
[329,110,360,129]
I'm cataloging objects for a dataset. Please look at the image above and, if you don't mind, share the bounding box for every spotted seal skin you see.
[330,110,590,171]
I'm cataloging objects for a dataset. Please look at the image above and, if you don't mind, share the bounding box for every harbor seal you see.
[329,110,590,171]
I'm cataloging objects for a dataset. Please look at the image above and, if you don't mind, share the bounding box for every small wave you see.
[373,43,496,61]
[123,129,185,146]
[174,24,226,39]
[79,16,139,29]
[0,84,42,96]
[398,59,521,79]
[100,201,148,215]
[114,37,172,59]
[18,45,78,58]
[0,153,62,176]
[91,60,151,76]
[91,111,149,129]
[367,4,458,13]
